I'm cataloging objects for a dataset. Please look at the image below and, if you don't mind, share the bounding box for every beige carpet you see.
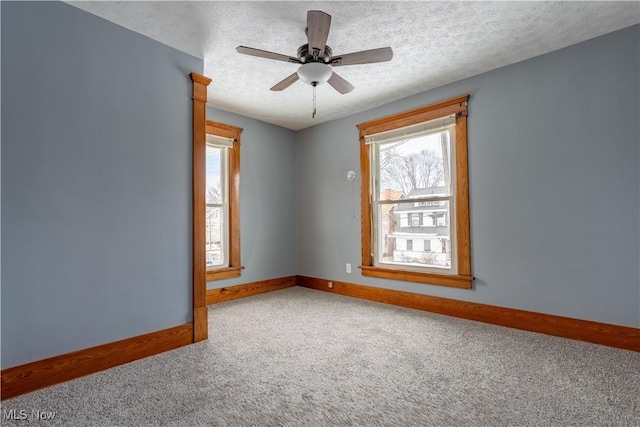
[3,286,639,426]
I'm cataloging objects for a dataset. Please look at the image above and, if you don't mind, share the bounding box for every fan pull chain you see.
[312,84,317,119]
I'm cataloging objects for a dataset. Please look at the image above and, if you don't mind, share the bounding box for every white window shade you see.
[206,134,234,147]
[365,114,456,145]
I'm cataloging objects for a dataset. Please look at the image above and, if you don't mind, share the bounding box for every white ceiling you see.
[68,1,640,130]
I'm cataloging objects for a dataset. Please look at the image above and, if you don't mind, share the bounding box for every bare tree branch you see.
[380,145,444,194]
[207,186,221,204]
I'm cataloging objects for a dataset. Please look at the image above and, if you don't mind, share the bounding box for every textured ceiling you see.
[68,1,640,130]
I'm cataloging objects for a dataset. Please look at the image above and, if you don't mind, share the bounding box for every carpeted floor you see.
[2,286,639,426]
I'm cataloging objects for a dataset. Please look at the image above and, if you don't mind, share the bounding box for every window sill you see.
[359,265,473,289]
[206,266,245,281]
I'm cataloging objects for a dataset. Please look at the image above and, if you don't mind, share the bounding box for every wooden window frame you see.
[357,94,473,289]
[204,120,244,281]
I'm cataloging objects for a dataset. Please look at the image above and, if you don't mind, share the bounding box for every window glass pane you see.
[205,206,224,267]
[378,129,452,198]
[375,200,452,270]
[206,145,223,204]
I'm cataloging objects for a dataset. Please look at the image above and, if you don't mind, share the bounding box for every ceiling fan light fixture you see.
[297,62,332,86]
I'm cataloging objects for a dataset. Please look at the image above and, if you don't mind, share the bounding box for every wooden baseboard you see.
[297,276,640,352]
[4,277,635,400]
[1,323,193,400]
[206,276,297,305]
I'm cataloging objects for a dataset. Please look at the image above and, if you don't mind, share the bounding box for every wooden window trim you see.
[206,265,245,281]
[190,73,211,342]
[205,120,243,281]
[356,94,473,289]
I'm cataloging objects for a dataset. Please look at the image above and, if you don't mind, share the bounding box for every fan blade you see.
[270,73,300,91]
[236,46,301,64]
[327,71,354,94]
[330,47,393,67]
[306,11,331,57]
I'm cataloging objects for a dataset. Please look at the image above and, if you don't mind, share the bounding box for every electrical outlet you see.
[328,281,334,289]
[346,263,352,274]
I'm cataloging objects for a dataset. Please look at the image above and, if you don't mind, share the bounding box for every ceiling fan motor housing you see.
[297,44,333,63]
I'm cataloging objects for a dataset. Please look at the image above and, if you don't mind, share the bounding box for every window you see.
[357,95,472,289]
[423,215,434,227]
[206,144,226,268]
[205,120,243,281]
[400,213,408,227]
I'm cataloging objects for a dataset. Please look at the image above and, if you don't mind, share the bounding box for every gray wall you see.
[296,25,640,328]
[206,108,298,289]
[1,2,203,368]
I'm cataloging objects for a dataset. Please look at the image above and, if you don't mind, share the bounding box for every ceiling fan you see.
[237,10,393,117]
